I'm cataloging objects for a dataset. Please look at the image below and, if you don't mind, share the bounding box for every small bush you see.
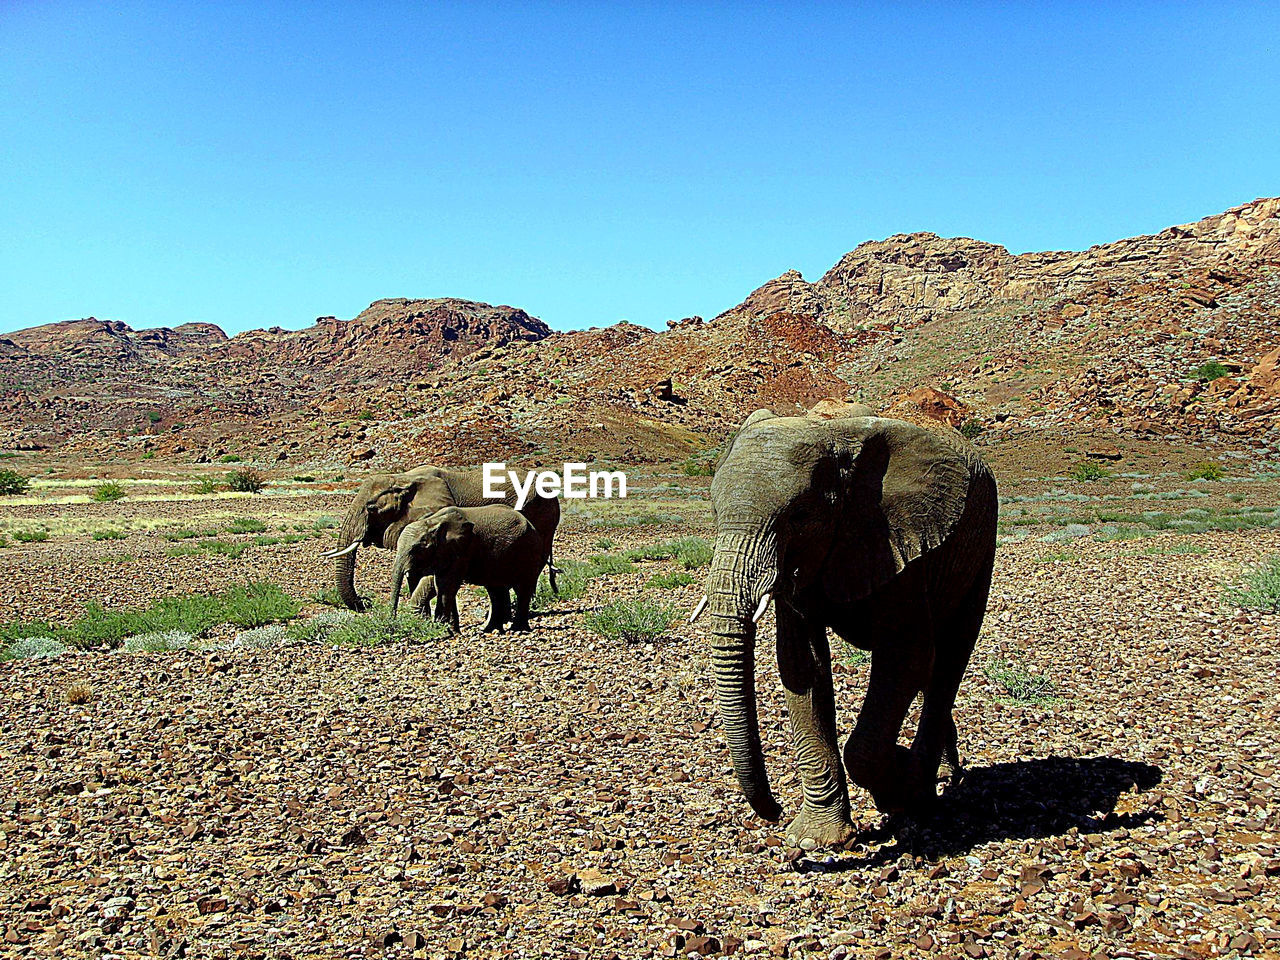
[584,553,637,576]
[291,475,316,483]
[310,587,346,607]
[533,565,589,610]
[592,537,616,550]
[219,454,243,463]
[647,570,695,589]
[1225,555,1280,613]
[123,630,195,653]
[226,468,266,493]
[674,537,713,569]
[227,516,267,534]
[1185,461,1225,481]
[984,658,1056,703]
[327,609,450,647]
[92,529,128,541]
[0,469,31,495]
[163,527,219,541]
[1070,462,1110,482]
[1,636,69,661]
[1195,360,1229,382]
[681,456,715,477]
[12,529,50,543]
[65,682,93,704]
[92,481,126,502]
[583,600,676,644]
[286,609,356,643]
[193,476,223,495]
[837,641,870,668]
[228,624,289,649]
[958,419,984,440]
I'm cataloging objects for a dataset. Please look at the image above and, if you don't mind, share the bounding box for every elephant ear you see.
[819,424,973,604]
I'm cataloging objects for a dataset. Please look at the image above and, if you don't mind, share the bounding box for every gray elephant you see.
[692,409,997,849]
[322,465,560,611]
[390,505,545,633]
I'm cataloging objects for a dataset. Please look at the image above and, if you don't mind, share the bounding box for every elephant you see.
[322,465,560,612]
[389,505,546,632]
[691,409,998,850]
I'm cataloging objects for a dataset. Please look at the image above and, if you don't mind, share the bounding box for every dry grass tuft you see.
[65,682,93,705]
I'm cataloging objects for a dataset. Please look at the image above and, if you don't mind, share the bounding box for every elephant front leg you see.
[776,607,855,850]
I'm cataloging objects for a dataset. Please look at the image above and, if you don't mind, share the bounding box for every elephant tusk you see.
[688,595,708,624]
[752,592,772,623]
[320,540,361,559]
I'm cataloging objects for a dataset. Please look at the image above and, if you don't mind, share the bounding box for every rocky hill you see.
[1,198,1277,470]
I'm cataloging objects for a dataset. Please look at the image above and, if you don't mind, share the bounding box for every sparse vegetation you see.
[1070,462,1110,482]
[1224,555,1280,613]
[11,529,50,543]
[166,540,248,559]
[984,657,1057,703]
[92,480,126,502]
[959,419,984,440]
[327,608,450,647]
[1185,461,1225,481]
[123,630,195,653]
[226,468,267,493]
[837,641,870,668]
[681,455,716,477]
[92,529,128,541]
[0,469,31,495]
[584,600,676,644]
[227,516,267,534]
[193,476,223,495]
[64,682,93,705]
[219,453,244,463]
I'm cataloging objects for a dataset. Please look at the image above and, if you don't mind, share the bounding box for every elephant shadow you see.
[809,755,1163,871]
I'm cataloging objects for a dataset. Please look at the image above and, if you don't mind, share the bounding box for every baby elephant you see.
[390,505,545,632]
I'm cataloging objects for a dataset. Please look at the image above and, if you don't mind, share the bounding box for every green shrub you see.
[959,419,984,440]
[193,476,223,495]
[227,516,267,534]
[310,587,346,607]
[533,565,589,610]
[592,537,616,551]
[622,536,713,569]
[286,609,357,643]
[12,529,50,543]
[327,609,450,647]
[140,451,156,460]
[1070,462,1110,482]
[837,641,870,668]
[984,658,1056,703]
[228,624,289,649]
[92,481,125,502]
[226,468,266,493]
[219,453,243,463]
[1185,461,1225,481]
[1225,555,1280,613]
[647,570,695,589]
[1195,360,1229,382]
[583,600,676,644]
[92,529,128,541]
[584,553,637,576]
[0,470,31,495]
[163,527,219,541]
[291,475,316,483]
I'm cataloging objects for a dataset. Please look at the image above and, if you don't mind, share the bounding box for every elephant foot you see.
[783,804,856,851]
[481,621,505,633]
[509,620,532,633]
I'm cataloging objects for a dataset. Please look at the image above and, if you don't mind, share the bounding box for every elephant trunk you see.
[705,527,782,822]
[335,506,369,612]
[389,543,409,618]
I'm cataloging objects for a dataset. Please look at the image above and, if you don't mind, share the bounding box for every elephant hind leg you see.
[482,587,511,633]
[843,618,934,817]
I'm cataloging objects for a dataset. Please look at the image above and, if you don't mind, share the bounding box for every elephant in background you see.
[390,505,545,633]
[322,465,560,611]
[692,409,998,849]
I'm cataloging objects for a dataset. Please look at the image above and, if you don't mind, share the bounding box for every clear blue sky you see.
[1,1,1276,336]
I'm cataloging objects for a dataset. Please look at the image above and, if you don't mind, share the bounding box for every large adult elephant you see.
[322,465,560,612]
[692,410,997,849]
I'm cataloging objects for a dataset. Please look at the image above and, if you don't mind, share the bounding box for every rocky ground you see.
[1,464,1278,959]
